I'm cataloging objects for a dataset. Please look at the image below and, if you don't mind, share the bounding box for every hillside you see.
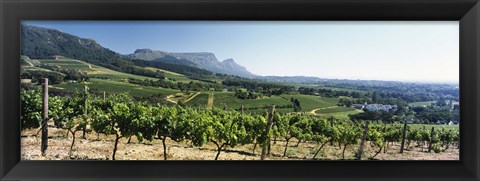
[27,57,181,98]
[21,24,215,79]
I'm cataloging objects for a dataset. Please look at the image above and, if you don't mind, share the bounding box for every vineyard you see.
[21,86,460,160]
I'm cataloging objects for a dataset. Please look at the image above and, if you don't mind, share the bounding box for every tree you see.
[152,106,190,160]
[366,124,385,159]
[50,92,91,157]
[372,91,380,103]
[310,118,330,159]
[336,121,361,159]
[406,128,422,150]
[383,124,402,152]
[277,114,302,157]
[106,95,140,160]
[208,110,249,160]
[338,97,353,107]
[290,98,302,112]
[239,113,266,154]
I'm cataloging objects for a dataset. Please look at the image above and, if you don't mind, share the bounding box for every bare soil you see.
[21,128,459,160]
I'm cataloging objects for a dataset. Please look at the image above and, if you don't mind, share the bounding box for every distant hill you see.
[256,76,326,84]
[127,49,256,78]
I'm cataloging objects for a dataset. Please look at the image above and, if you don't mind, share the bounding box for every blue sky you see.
[23,21,459,83]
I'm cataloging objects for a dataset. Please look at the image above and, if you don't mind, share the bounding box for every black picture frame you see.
[1,0,479,180]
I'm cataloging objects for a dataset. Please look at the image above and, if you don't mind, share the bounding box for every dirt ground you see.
[21,128,459,160]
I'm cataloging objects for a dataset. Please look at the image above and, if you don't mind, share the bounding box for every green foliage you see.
[406,128,422,143]
[21,70,66,84]
[21,88,459,160]
[290,98,302,112]
[20,89,43,129]
[338,97,354,107]
[222,78,296,96]
[433,144,444,153]
[234,89,260,99]
[55,78,180,98]
[129,78,225,92]
[384,124,403,143]
[316,106,356,114]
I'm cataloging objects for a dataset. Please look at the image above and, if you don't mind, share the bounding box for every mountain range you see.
[19,24,360,84]
[126,49,256,78]
[21,24,256,78]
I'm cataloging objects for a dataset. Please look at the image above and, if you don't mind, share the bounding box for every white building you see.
[365,104,396,112]
[352,104,365,110]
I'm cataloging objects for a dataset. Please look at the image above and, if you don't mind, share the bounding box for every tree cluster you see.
[128,78,227,92]
[290,98,302,112]
[21,69,65,84]
[38,64,89,82]
[222,78,296,96]
[234,90,260,99]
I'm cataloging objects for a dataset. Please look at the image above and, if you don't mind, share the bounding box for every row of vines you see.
[21,88,460,160]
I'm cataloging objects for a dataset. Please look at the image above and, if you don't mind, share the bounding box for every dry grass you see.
[21,128,459,161]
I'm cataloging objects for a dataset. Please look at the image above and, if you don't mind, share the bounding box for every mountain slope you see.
[127,49,256,78]
[22,24,118,61]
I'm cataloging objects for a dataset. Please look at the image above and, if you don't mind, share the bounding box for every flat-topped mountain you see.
[127,49,256,78]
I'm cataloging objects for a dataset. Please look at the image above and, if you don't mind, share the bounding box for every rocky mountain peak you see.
[134,48,154,54]
[222,58,235,63]
[127,49,255,77]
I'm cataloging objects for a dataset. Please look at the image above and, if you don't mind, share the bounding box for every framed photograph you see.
[1,0,479,180]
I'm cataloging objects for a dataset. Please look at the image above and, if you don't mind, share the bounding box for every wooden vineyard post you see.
[356,121,369,160]
[428,127,435,152]
[241,105,244,114]
[261,105,275,160]
[41,78,49,155]
[84,85,88,115]
[329,116,334,146]
[400,121,408,153]
[383,123,388,153]
[82,85,88,139]
[207,93,214,110]
[103,91,106,102]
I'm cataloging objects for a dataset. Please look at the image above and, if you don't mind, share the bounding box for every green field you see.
[184,93,210,106]
[280,94,339,111]
[315,106,356,114]
[186,92,342,114]
[144,67,202,83]
[34,58,189,98]
[22,66,56,72]
[28,57,365,117]
[39,58,160,81]
[203,92,290,110]
[317,110,363,120]
[53,78,180,97]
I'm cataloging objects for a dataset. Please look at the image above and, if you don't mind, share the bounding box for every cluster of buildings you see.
[351,103,398,112]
